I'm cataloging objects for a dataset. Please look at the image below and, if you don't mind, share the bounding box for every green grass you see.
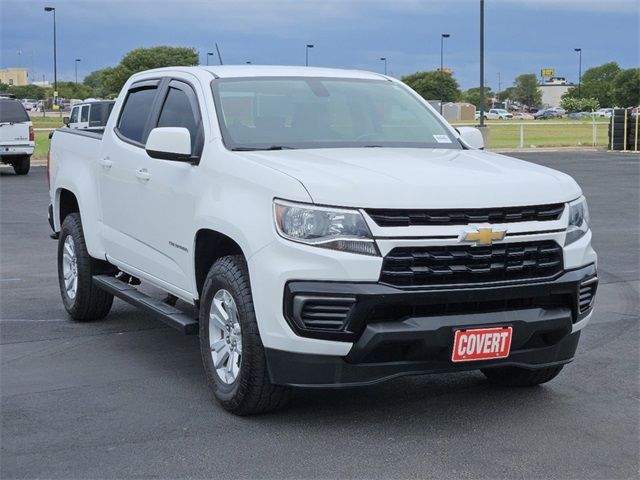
[31,116,65,129]
[34,131,51,160]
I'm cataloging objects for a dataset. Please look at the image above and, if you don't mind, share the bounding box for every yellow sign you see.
[53,91,58,97]
[541,69,555,78]
[462,227,506,246]
[52,104,60,111]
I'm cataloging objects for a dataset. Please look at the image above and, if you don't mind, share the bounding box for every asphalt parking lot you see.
[1,151,638,479]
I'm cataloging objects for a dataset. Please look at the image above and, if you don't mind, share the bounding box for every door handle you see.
[100,157,113,169]
[136,168,151,182]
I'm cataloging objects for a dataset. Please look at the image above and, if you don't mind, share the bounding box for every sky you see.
[1,0,638,91]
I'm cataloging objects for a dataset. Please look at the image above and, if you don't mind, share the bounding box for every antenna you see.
[215,43,224,65]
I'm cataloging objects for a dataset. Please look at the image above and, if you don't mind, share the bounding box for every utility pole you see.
[380,57,387,75]
[440,33,450,115]
[44,7,58,114]
[74,58,81,85]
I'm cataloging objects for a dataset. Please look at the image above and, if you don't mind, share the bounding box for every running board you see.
[93,275,199,335]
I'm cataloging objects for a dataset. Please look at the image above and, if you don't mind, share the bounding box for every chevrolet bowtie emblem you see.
[461,227,506,246]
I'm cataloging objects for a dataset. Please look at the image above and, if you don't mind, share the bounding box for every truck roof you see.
[135,65,390,81]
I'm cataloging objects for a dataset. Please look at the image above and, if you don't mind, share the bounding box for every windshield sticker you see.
[433,134,452,143]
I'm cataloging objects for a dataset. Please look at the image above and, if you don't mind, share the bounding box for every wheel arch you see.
[193,229,245,299]
[56,188,80,228]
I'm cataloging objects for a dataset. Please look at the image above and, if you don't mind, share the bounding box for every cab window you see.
[156,83,201,153]
[80,105,89,123]
[117,85,158,144]
[69,106,79,124]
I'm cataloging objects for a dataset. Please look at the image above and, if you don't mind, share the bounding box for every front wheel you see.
[481,365,564,386]
[12,156,30,175]
[58,213,114,321]
[199,255,291,415]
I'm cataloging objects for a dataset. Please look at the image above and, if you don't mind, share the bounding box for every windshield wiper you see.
[232,145,296,151]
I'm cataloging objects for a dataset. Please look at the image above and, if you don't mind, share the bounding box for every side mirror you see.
[457,126,485,150]
[63,116,70,126]
[145,127,192,161]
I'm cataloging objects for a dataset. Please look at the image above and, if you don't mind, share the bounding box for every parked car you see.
[0,98,34,175]
[549,107,566,117]
[512,112,534,120]
[567,112,594,120]
[64,100,115,131]
[47,66,597,415]
[596,108,614,118]
[21,98,38,111]
[533,109,559,120]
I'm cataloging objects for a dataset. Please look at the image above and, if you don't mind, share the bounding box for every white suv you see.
[0,98,34,175]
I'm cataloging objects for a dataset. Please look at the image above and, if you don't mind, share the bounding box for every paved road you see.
[1,152,638,479]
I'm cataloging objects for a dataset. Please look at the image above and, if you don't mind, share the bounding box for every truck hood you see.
[238,148,582,208]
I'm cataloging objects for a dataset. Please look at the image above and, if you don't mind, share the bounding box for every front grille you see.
[578,279,597,313]
[295,296,356,331]
[380,241,563,287]
[366,203,564,227]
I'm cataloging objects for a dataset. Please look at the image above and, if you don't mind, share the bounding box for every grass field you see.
[28,117,612,159]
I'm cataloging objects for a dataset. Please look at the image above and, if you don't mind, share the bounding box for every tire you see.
[199,255,291,415]
[481,365,564,387]
[12,156,30,175]
[58,213,114,321]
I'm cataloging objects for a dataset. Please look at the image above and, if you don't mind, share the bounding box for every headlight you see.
[273,200,379,256]
[565,196,590,245]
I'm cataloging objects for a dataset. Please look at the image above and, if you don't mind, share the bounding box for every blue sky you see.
[1,0,638,90]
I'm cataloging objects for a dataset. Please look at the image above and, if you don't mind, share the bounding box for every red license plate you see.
[451,326,513,362]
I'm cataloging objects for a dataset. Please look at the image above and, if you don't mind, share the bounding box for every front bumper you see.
[266,264,597,387]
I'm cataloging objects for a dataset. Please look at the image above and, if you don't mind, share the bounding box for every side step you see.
[93,275,199,335]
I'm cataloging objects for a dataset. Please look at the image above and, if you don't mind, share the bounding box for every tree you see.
[512,74,542,107]
[0,83,47,99]
[83,67,118,98]
[401,71,461,103]
[560,96,599,113]
[461,86,494,109]
[563,62,621,106]
[497,86,517,103]
[55,81,95,100]
[611,68,640,107]
[98,46,199,95]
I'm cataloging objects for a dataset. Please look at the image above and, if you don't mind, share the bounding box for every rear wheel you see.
[58,213,114,321]
[481,365,564,386]
[12,156,30,175]
[199,255,291,415]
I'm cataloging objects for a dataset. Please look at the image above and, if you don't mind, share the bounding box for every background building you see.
[539,76,574,108]
[0,68,29,86]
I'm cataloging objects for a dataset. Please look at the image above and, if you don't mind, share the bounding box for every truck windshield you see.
[0,99,29,123]
[211,77,461,150]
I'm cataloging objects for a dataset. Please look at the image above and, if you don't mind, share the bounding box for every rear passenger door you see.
[130,79,205,294]
[99,79,162,275]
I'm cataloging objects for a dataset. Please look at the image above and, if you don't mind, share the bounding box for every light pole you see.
[44,7,57,110]
[246,61,252,64]
[74,58,81,85]
[206,52,213,65]
[574,48,582,97]
[305,44,314,66]
[479,0,485,127]
[440,33,450,115]
[380,57,387,75]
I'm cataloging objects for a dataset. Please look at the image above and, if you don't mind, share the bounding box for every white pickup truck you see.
[48,66,598,415]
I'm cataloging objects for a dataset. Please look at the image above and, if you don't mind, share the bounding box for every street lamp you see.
[74,58,81,85]
[305,44,314,66]
[574,48,582,97]
[380,57,387,75]
[246,61,252,64]
[206,52,214,66]
[479,0,485,127]
[440,33,450,115]
[44,6,57,109]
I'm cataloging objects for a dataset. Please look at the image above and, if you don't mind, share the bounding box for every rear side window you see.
[80,105,89,122]
[157,86,200,151]
[117,87,157,144]
[89,102,113,127]
[0,99,29,123]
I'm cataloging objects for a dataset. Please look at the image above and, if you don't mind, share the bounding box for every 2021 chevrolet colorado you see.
[48,66,597,415]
